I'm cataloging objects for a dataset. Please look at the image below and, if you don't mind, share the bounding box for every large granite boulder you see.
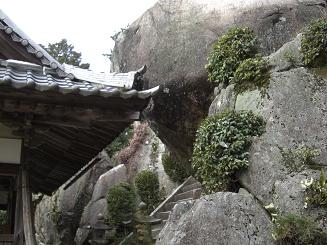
[35,155,114,245]
[157,192,274,245]
[91,164,128,202]
[112,0,327,164]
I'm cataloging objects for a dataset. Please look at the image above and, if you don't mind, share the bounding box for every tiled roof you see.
[0,10,69,78]
[0,59,159,99]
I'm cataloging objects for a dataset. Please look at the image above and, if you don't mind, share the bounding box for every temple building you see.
[0,9,158,244]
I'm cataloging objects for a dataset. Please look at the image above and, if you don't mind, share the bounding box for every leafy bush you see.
[305,172,327,207]
[106,126,133,158]
[301,18,327,67]
[162,152,190,183]
[233,56,270,94]
[134,170,160,213]
[279,144,320,172]
[273,214,327,245]
[192,111,265,193]
[205,27,257,85]
[106,182,136,227]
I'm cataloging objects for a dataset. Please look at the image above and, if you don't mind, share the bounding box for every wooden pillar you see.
[21,168,36,245]
[14,171,23,245]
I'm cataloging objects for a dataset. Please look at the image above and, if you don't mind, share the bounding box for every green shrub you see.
[279,144,320,172]
[106,126,133,158]
[233,56,270,94]
[301,18,327,67]
[205,27,257,85]
[0,210,7,225]
[273,214,327,245]
[305,172,327,207]
[134,170,160,213]
[162,152,190,183]
[192,111,265,193]
[106,182,136,227]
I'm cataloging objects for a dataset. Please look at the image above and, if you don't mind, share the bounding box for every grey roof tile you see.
[0,59,159,99]
[0,9,69,78]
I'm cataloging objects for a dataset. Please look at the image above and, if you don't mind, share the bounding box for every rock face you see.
[112,0,327,164]
[157,192,274,245]
[35,154,115,245]
[208,34,327,229]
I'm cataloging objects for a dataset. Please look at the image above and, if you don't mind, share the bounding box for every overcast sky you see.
[1,0,157,72]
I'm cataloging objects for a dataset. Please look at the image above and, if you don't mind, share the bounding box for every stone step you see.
[181,182,202,193]
[148,217,162,225]
[164,198,193,211]
[154,211,171,220]
[174,188,202,202]
[151,227,162,240]
[187,177,199,185]
[151,222,164,231]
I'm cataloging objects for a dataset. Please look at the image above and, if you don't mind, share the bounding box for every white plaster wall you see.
[0,138,22,164]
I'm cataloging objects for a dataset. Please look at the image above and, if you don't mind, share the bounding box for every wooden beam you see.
[0,86,148,111]
[21,168,36,245]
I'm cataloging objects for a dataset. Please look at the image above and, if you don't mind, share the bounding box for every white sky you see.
[1,0,157,72]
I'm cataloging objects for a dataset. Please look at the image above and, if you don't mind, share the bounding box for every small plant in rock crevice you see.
[150,138,159,164]
[134,170,160,214]
[273,213,327,245]
[282,50,297,65]
[233,56,270,94]
[205,27,257,86]
[303,171,327,208]
[162,151,190,183]
[279,144,320,173]
[192,110,265,193]
[106,125,133,158]
[301,18,327,67]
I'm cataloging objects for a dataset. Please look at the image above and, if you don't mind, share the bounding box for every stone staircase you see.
[149,177,202,240]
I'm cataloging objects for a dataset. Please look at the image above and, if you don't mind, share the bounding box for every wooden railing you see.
[0,234,14,245]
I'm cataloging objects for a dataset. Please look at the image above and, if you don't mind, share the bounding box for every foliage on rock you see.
[273,213,327,245]
[162,151,190,183]
[106,125,133,158]
[134,170,160,213]
[116,123,148,165]
[106,182,136,227]
[192,111,265,193]
[301,18,327,67]
[205,27,257,86]
[304,172,327,207]
[279,144,320,172]
[233,56,270,94]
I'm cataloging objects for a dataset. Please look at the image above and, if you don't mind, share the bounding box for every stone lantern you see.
[90,213,110,245]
